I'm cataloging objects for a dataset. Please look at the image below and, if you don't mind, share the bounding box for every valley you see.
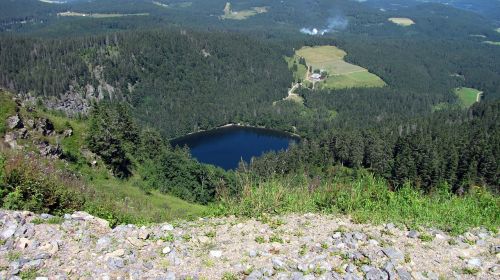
[0,0,499,279]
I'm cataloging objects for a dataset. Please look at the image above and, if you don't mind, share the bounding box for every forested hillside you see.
[0,30,292,138]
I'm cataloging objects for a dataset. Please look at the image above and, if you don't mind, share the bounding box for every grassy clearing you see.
[388,17,415,26]
[293,46,385,89]
[495,28,500,33]
[57,12,149,18]
[211,172,499,235]
[454,87,481,108]
[321,71,386,89]
[221,2,268,20]
[483,41,500,46]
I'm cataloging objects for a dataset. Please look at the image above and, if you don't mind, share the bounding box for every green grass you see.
[320,71,386,90]
[454,87,482,108]
[1,90,207,225]
[291,46,385,89]
[210,172,500,235]
[0,91,17,134]
[285,56,308,82]
[32,216,64,225]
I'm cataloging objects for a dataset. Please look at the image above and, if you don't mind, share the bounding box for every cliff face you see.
[0,210,498,279]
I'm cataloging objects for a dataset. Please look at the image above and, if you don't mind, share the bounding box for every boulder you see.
[7,115,23,129]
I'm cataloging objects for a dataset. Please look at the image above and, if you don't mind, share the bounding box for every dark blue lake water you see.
[171,126,299,170]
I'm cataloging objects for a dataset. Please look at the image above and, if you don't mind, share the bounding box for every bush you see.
[0,154,85,215]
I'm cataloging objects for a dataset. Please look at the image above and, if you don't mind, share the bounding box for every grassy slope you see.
[213,172,500,234]
[0,93,17,134]
[0,91,207,224]
[293,46,385,89]
[455,87,481,108]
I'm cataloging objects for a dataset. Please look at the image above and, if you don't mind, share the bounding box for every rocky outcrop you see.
[3,110,67,159]
[0,211,498,279]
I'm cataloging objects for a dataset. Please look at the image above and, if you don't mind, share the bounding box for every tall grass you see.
[211,172,499,234]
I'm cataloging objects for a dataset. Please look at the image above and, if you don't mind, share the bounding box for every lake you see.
[171,125,299,170]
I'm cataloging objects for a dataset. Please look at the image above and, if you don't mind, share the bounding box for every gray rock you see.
[361,265,374,273]
[385,223,395,231]
[396,268,412,280]
[107,257,125,269]
[491,245,500,254]
[343,273,361,280]
[345,264,356,273]
[365,268,389,280]
[7,115,23,129]
[33,253,51,260]
[248,270,263,279]
[272,258,286,269]
[297,262,309,272]
[96,236,112,251]
[382,247,404,263]
[260,267,274,277]
[165,272,176,280]
[407,230,419,238]
[1,221,18,240]
[248,249,257,258]
[382,262,396,280]
[290,272,304,280]
[40,213,52,219]
[24,259,44,270]
[467,258,482,268]
[353,232,366,241]
[489,264,500,276]
[331,272,343,280]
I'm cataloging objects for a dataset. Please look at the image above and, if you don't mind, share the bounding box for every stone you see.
[35,277,49,280]
[467,258,482,268]
[365,268,389,280]
[272,257,285,269]
[489,264,500,276]
[345,263,356,273]
[396,268,412,280]
[197,236,210,244]
[40,213,52,219]
[248,249,257,257]
[209,250,222,258]
[7,115,23,129]
[107,257,125,269]
[162,246,172,254]
[1,221,18,240]
[382,247,404,263]
[138,230,150,240]
[96,236,112,251]
[407,230,419,238]
[382,262,396,279]
[108,249,125,257]
[164,272,176,280]
[162,224,174,231]
[24,259,44,270]
[127,237,145,247]
[491,245,500,254]
[17,238,31,249]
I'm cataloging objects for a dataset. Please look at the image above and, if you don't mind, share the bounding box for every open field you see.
[483,41,500,46]
[57,12,149,18]
[293,46,385,89]
[455,87,482,108]
[221,2,268,20]
[496,28,500,33]
[388,17,415,26]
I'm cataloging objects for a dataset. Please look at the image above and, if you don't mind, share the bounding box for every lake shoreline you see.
[170,123,301,144]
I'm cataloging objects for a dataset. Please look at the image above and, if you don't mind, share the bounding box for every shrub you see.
[0,154,85,215]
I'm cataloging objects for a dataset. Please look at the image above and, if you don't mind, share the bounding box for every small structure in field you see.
[310,73,323,82]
